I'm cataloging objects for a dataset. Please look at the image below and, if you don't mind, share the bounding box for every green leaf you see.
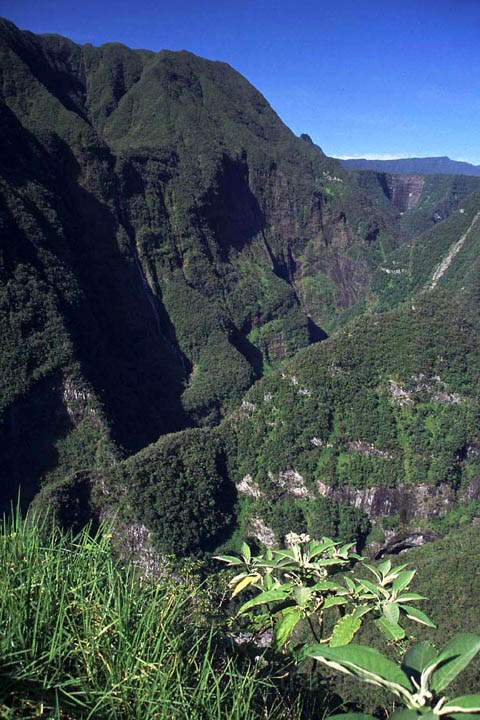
[396,593,426,602]
[275,549,296,560]
[400,604,436,628]
[358,578,385,597]
[383,602,400,624]
[238,587,290,613]
[213,554,243,566]
[275,608,303,648]
[324,596,348,609]
[313,557,346,567]
[430,633,480,693]
[344,577,357,592]
[337,542,356,558]
[302,643,414,695]
[330,613,362,646]
[376,559,392,576]
[442,695,480,714]
[352,605,372,620]
[392,570,416,593]
[402,641,437,678]
[241,542,251,563]
[362,562,382,581]
[350,552,364,561]
[389,710,420,720]
[311,580,343,592]
[383,563,409,585]
[308,539,336,558]
[375,616,406,641]
[263,573,274,591]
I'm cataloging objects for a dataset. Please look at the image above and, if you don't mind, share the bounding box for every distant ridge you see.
[339,155,480,176]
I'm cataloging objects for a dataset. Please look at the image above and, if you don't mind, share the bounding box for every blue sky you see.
[2,0,480,162]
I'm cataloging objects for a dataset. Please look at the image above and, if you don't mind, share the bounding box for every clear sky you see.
[1,0,480,162]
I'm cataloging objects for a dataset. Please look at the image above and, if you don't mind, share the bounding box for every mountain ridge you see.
[339,155,480,176]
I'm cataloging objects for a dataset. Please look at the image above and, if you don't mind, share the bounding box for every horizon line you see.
[333,153,480,164]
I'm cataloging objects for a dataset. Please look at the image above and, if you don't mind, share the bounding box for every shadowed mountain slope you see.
[0,18,400,507]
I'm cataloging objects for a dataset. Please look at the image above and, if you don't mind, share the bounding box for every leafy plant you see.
[216,535,434,649]
[348,559,436,642]
[302,633,480,720]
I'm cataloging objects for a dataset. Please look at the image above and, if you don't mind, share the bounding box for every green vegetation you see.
[372,192,480,312]
[108,428,235,556]
[353,170,480,242]
[305,634,480,720]
[400,175,480,239]
[1,17,480,720]
[255,497,370,547]
[89,286,480,559]
[2,23,480,670]
[215,527,480,720]
[0,510,316,720]
[0,511,478,719]
[323,525,480,712]
[217,538,434,649]
[231,293,480,500]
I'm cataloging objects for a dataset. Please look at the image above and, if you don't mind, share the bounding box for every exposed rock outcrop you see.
[116,522,164,577]
[269,469,311,498]
[384,174,425,212]
[248,517,276,547]
[236,474,263,499]
[372,529,440,558]
[316,480,456,521]
[388,375,464,407]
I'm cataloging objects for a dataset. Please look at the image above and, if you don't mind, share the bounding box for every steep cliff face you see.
[371,191,480,312]
[354,170,480,242]
[384,174,425,212]
[0,18,397,505]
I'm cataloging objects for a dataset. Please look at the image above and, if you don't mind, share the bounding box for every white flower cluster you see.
[284,532,311,547]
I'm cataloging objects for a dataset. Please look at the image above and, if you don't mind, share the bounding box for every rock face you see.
[316,480,456,522]
[236,474,263,499]
[116,522,164,578]
[373,529,440,558]
[384,174,425,212]
[317,476,480,524]
[237,464,479,526]
[269,470,311,498]
[249,517,276,547]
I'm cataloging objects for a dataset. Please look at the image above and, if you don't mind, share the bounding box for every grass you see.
[0,510,317,720]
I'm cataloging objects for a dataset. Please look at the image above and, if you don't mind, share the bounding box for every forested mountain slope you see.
[2,18,480,558]
[109,290,480,555]
[0,18,397,508]
[371,191,480,312]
